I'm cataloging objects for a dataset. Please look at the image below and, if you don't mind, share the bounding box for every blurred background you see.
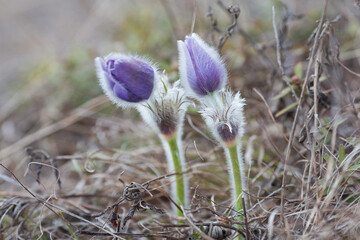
[0,0,360,238]
[1,0,352,155]
[1,0,360,198]
[1,0,360,197]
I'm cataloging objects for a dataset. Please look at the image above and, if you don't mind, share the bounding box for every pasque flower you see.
[138,74,189,139]
[177,33,227,97]
[95,53,188,217]
[201,89,245,148]
[137,75,189,214]
[201,88,247,228]
[178,33,247,234]
[95,53,158,107]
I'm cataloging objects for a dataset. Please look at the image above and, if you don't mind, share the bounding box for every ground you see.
[1,0,360,239]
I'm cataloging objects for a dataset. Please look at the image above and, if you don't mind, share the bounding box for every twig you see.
[78,230,176,239]
[337,59,360,78]
[156,221,244,235]
[304,35,324,209]
[181,206,213,240]
[253,88,307,159]
[217,5,240,52]
[206,6,221,33]
[144,169,191,186]
[245,191,302,203]
[272,5,299,102]
[312,38,324,201]
[91,171,189,218]
[186,115,217,143]
[242,198,250,240]
[272,6,285,76]
[0,163,83,239]
[280,0,329,227]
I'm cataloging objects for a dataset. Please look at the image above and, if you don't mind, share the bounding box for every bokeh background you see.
[1,0,360,239]
[2,0,353,159]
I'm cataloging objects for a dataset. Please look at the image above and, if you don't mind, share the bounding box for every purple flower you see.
[178,33,227,97]
[95,53,157,106]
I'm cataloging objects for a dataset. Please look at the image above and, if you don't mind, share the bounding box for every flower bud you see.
[177,33,227,97]
[217,122,239,147]
[200,89,245,147]
[95,53,157,107]
[137,74,189,140]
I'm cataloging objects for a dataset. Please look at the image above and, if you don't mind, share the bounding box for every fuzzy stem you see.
[227,144,244,218]
[165,136,186,217]
[225,144,245,240]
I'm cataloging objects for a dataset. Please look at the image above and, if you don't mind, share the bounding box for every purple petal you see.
[180,41,203,94]
[113,83,143,102]
[110,58,154,101]
[96,55,156,104]
[185,36,222,95]
[105,71,115,89]
[107,59,115,70]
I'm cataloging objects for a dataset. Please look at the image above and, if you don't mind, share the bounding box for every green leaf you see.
[294,62,303,79]
[338,144,346,163]
[346,194,360,203]
[271,87,292,100]
[275,102,298,118]
[323,117,329,125]
[347,164,360,171]
[191,233,201,239]
[335,118,348,128]
[320,126,331,144]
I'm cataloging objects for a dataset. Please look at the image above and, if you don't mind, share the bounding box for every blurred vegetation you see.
[1,0,360,239]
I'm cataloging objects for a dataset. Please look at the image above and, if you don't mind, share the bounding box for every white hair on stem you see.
[200,88,248,210]
[136,74,190,213]
[160,134,189,213]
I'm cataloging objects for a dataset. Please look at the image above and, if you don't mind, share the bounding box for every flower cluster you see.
[95,33,246,222]
[178,34,246,149]
[95,53,188,216]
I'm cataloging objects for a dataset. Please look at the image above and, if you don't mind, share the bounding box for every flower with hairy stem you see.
[95,53,158,107]
[200,88,247,225]
[177,33,227,98]
[95,53,189,217]
[137,74,189,216]
[178,32,246,237]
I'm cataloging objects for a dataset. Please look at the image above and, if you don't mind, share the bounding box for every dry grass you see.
[1,0,360,239]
